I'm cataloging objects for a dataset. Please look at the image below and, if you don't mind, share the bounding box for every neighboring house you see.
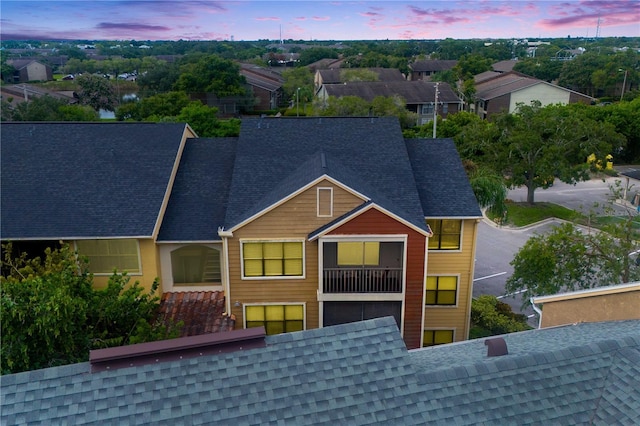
[531,282,640,328]
[408,60,457,81]
[6,59,53,83]
[491,59,518,73]
[314,67,406,91]
[317,81,463,125]
[2,317,639,424]
[473,71,594,118]
[239,63,285,111]
[307,57,346,72]
[1,117,481,350]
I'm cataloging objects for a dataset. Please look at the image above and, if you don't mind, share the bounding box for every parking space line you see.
[473,272,507,282]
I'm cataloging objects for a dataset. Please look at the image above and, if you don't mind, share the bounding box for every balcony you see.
[322,267,403,293]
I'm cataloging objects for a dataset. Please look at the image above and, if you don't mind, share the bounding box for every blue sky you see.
[1,1,638,41]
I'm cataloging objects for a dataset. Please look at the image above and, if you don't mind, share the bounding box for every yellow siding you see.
[86,239,161,293]
[424,219,478,341]
[228,181,363,330]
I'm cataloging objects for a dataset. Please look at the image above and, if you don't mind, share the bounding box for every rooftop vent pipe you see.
[485,337,508,357]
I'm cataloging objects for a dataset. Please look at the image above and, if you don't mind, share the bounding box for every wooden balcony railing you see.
[322,268,403,293]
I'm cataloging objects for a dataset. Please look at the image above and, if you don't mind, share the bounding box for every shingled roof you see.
[405,138,481,218]
[316,67,405,84]
[3,318,638,424]
[408,60,458,72]
[409,320,640,424]
[157,137,237,242]
[1,122,191,240]
[222,117,429,233]
[0,317,431,425]
[321,80,460,105]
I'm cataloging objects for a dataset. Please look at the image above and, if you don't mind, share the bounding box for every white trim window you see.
[244,303,306,335]
[425,275,459,306]
[241,240,305,279]
[75,239,141,275]
[426,219,462,251]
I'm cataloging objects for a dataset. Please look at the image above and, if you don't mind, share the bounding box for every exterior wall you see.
[539,290,640,328]
[510,84,570,111]
[24,62,51,82]
[83,238,161,293]
[327,209,427,349]
[486,94,511,117]
[424,219,478,342]
[227,180,364,331]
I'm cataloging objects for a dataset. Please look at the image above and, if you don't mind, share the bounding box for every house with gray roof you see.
[2,317,638,424]
[2,117,481,350]
[473,71,594,118]
[408,60,457,81]
[5,59,52,83]
[317,80,462,125]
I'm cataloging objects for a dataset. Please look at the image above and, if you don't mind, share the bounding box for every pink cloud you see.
[312,16,330,21]
[255,16,281,22]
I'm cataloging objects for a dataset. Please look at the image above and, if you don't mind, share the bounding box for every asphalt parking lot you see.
[472,173,639,327]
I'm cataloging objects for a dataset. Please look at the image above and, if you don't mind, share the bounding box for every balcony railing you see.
[322,267,403,293]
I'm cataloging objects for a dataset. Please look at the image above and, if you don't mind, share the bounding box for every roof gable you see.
[1,122,190,240]
[223,117,429,232]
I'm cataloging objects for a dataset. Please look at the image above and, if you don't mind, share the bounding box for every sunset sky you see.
[1,1,638,42]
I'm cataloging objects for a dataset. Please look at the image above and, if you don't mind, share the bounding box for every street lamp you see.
[619,69,628,102]
[296,87,300,117]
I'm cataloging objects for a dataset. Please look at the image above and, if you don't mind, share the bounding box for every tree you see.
[75,73,118,112]
[470,295,531,339]
[176,102,240,137]
[115,91,191,121]
[297,47,339,66]
[175,54,246,97]
[491,102,624,204]
[5,95,99,121]
[1,243,180,374]
[506,186,640,307]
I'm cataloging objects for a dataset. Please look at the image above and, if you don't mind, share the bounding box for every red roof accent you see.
[157,291,235,337]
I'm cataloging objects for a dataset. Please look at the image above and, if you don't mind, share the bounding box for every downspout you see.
[530,297,543,329]
[218,227,233,316]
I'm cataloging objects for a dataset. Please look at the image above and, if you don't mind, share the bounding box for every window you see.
[425,276,458,305]
[423,330,454,347]
[421,103,434,115]
[426,219,461,250]
[337,241,380,266]
[317,187,333,217]
[75,239,140,274]
[245,304,304,335]
[442,103,448,114]
[242,241,303,278]
[171,245,221,285]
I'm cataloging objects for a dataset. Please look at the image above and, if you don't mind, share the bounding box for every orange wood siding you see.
[425,219,478,341]
[327,208,427,349]
[227,181,364,329]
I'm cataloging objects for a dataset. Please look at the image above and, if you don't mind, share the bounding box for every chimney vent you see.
[485,337,508,357]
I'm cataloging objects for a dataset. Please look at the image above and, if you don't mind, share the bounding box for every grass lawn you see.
[490,201,640,230]
[491,202,581,227]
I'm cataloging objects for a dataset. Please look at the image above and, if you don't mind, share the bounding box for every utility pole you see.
[296,87,300,117]
[620,69,628,102]
[432,82,439,138]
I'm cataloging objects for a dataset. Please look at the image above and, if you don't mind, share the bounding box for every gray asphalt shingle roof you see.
[3,318,637,424]
[409,320,640,424]
[1,122,188,240]
[223,117,429,232]
[405,138,482,217]
[0,317,431,425]
[157,137,237,242]
[321,80,460,104]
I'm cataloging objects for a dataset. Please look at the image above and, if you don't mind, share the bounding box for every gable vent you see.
[90,327,266,373]
[485,337,508,357]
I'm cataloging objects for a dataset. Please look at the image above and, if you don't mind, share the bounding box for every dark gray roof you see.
[223,117,430,232]
[322,81,460,105]
[1,122,188,240]
[409,60,457,72]
[157,137,237,242]
[409,320,640,424]
[0,317,431,425]
[405,138,482,217]
[316,67,406,83]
